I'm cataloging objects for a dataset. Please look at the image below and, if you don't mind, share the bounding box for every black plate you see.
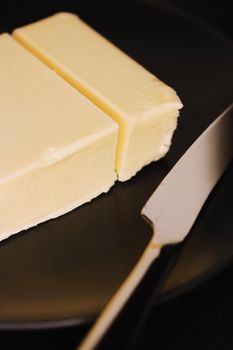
[0,0,232,330]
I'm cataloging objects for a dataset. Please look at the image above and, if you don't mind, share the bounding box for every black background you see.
[0,1,232,349]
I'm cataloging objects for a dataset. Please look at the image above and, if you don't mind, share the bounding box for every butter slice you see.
[13,12,183,181]
[0,34,118,241]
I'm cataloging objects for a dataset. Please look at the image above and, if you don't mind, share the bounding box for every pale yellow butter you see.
[0,34,118,241]
[13,12,183,181]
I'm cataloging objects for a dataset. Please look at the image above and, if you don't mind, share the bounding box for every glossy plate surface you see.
[0,0,232,329]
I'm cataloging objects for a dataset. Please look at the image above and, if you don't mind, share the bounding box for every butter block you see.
[0,34,118,241]
[13,12,183,181]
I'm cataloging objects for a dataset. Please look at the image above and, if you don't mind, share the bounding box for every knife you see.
[78,104,233,350]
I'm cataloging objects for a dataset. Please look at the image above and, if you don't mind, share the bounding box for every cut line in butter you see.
[0,33,118,241]
[13,12,183,181]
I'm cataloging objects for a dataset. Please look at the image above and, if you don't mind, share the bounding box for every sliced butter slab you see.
[0,33,118,241]
[13,12,183,181]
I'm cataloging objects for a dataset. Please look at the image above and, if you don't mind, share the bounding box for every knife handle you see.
[82,244,180,350]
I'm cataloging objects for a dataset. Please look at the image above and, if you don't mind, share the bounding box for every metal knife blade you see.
[142,103,233,246]
[78,104,233,350]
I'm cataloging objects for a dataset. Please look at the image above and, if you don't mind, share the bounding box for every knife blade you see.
[142,103,233,245]
[78,104,233,350]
